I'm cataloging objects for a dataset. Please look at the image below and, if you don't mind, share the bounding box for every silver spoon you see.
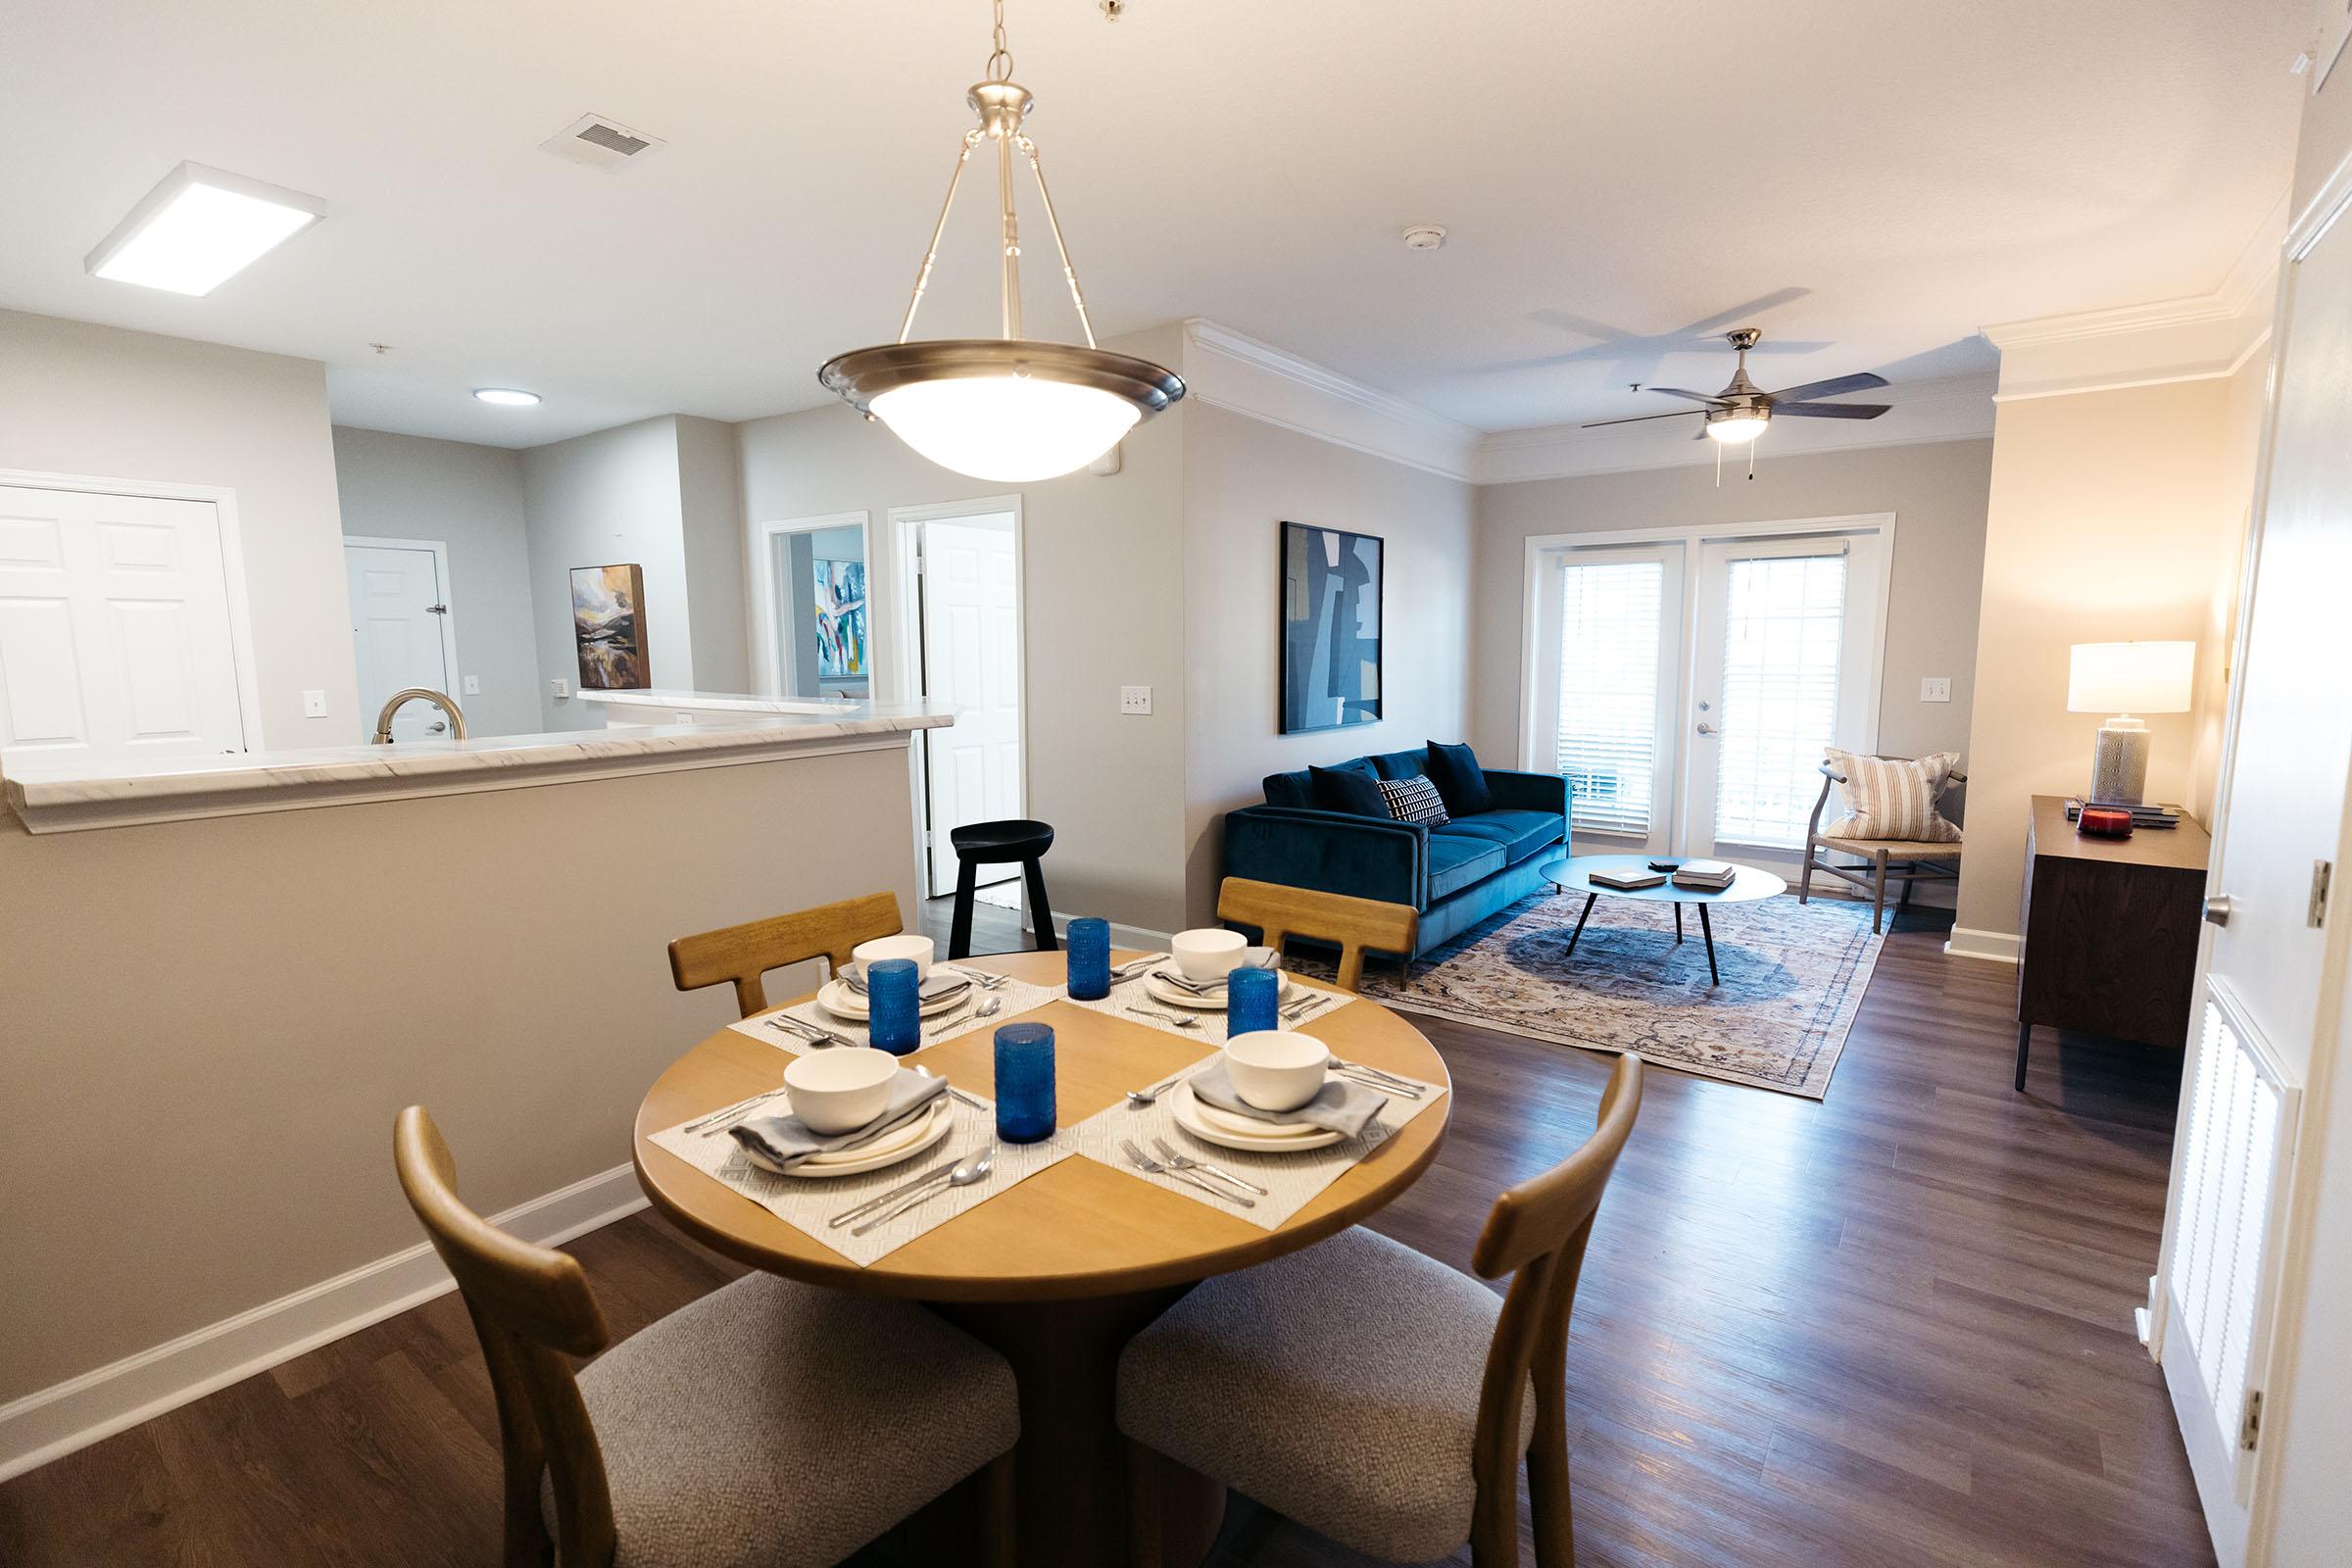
[1126,1070,1187,1108]
[1128,1003,1201,1030]
[851,1152,994,1235]
[929,995,1003,1037]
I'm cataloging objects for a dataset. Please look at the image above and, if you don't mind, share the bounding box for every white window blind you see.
[1714,553,1846,848]
[1553,559,1664,835]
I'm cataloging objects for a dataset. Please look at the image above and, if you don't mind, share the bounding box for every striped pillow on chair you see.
[1377,774,1451,826]
[1823,750,1962,843]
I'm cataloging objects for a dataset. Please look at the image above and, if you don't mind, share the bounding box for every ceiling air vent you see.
[539,114,666,172]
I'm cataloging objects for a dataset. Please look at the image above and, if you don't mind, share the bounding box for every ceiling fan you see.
[1582,328,1890,445]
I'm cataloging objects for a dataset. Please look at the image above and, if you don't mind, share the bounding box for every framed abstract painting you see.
[1280,521,1384,734]
[813,559,867,679]
[570,563,650,689]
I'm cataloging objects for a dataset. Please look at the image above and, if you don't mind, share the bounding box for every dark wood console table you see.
[2014,794,2210,1091]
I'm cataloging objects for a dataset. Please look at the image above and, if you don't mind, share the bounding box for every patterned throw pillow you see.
[1822,749,1963,843]
[1378,773,1451,826]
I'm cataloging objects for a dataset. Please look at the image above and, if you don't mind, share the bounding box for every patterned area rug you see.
[1339,891,1886,1100]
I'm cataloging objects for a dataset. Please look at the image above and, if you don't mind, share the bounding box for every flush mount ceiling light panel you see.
[85,162,325,296]
[819,0,1184,483]
[472,388,542,407]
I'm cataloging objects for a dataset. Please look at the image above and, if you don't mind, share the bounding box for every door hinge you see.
[2240,1388,2263,1450]
[426,603,449,614]
[2311,860,2332,929]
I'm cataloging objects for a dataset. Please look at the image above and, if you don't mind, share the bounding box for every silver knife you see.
[827,1154,965,1227]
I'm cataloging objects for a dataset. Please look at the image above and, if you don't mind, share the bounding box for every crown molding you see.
[1177,318,1482,482]
[1470,372,1997,486]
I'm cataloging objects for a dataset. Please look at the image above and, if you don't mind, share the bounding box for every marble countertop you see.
[579,688,863,716]
[2,698,956,834]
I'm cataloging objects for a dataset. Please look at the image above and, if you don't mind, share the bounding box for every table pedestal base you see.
[934,1290,1225,1568]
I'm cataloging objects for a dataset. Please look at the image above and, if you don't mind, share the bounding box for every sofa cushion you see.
[1309,761,1388,818]
[1423,742,1495,816]
[1435,809,1563,867]
[1427,835,1505,902]
[1262,767,1315,809]
[1365,747,1437,781]
[1376,774,1450,827]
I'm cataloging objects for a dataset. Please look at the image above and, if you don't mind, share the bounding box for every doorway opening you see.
[752,513,873,701]
[343,535,461,742]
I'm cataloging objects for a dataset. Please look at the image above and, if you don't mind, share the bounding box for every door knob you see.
[2203,894,2233,928]
[1695,722,1718,736]
[429,720,448,734]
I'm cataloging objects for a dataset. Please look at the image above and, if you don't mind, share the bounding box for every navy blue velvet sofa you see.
[1221,745,1570,956]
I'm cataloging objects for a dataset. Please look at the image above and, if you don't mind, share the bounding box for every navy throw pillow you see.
[1424,741,1494,816]
[1309,761,1389,818]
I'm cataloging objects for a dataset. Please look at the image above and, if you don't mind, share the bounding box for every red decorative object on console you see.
[2078,806,2135,839]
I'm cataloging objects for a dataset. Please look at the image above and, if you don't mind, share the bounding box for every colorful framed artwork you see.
[814,559,867,679]
[1280,521,1384,734]
[570,563,650,689]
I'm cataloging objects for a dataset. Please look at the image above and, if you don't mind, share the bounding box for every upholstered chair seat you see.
[574,1272,1020,1568]
[1119,1226,1536,1563]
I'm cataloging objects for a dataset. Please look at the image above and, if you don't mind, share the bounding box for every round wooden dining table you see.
[632,948,1453,1567]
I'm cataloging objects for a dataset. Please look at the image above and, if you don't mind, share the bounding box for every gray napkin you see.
[840,967,971,1002]
[1152,950,1281,995]
[728,1070,949,1170]
[1188,1058,1384,1139]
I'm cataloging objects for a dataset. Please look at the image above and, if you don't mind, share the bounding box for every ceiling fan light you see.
[1706,412,1770,445]
[871,373,1141,482]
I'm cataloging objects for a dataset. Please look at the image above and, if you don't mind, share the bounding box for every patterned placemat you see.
[1065,1063,1449,1231]
[646,1097,1073,1267]
[728,973,1063,1056]
[1062,973,1352,1045]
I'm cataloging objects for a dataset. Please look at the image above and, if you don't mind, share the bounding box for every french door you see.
[1526,516,1889,859]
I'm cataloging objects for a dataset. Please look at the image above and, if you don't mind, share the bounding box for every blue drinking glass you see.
[866,958,921,1054]
[994,1022,1056,1143]
[1227,964,1280,1036]
[1067,916,1111,1000]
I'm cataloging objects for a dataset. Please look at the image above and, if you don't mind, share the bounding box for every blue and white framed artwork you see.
[814,559,867,679]
[1280,521,1384,734]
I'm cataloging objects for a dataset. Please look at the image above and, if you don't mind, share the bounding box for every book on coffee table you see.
[1588,868,1668,891]
[1671,858,1738,890]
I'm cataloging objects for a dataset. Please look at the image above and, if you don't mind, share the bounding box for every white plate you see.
[1141,968,1298,1011]
[742,1096,955,1178]
[817,976,972,1021]
[1193,1092,1324,1139]
[1171,1082,1342,1152]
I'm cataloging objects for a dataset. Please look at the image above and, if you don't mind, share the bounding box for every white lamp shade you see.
[2067,641,2195,714]
[869,374,1141,483]
[1705,412,1769,445]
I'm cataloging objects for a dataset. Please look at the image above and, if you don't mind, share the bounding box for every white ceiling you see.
[0,0,2309,449]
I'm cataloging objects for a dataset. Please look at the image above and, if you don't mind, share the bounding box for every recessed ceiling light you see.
[85,163,324,297]
[471,388,542,407]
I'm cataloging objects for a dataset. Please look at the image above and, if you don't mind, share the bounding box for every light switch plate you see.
[463,674,481,696]
[550,677,572,700]
[1120,685,1152,715]
[1920,676,1952,703]
[302,689,327,717]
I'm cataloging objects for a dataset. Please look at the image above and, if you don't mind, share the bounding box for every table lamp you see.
[2067,641,2194,806]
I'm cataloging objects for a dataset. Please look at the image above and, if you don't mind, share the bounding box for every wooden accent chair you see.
[393,1105,1020,1567]
[667,891,903,1017]
[1215,876,1419,992]
[1797,758,1966,934]
[1116,1053,1644,1567]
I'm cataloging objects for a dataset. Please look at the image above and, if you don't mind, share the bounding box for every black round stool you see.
[946,818,1058,960]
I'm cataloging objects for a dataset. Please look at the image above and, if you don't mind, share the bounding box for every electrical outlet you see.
[550,677,571,700]
[302,689,327,717]
[462,674,481,696]
[1920,676,1952,704]
[1120,685,1152,715]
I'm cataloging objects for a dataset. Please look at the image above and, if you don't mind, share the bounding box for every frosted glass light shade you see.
[870,375,1141,483]
[2068,641,2195,714]
[1706,412,1769,444]
[85,163,324,296]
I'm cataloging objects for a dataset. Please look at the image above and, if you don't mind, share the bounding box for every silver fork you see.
[949,966,1009,990]
[767,1015,852,1049]
[1127,1003,1201,1030]
[1327,1056,1422,1095]
[1121,1138,1254,1205]
[1152,1136,1270,1196]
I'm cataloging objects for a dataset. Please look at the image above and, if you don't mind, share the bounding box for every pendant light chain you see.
[988,0,1013,81]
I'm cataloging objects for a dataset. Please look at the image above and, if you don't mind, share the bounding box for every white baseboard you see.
[0,1163,647,1484]
[1945,926,2023,963]
[1020,909,1171,951]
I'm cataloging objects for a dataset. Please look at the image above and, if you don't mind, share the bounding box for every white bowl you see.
[1223,1030,1330,1112]
[852,933,934,981]
[783,1048,899,1134]
[1171,928,1249,982]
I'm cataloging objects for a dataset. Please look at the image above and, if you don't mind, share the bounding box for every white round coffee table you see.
[1540,854,1788,986]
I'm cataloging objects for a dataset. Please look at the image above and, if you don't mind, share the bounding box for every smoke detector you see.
[539,114,666,172]
[1401,223,1447,252]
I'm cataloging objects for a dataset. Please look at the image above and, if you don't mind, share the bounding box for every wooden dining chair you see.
[667,890,904,1017]
[1215,876,1419,992]
[1116,1052,1643,1568]
[393,1105,1020,1568]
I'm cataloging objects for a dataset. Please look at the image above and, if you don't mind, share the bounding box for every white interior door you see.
[918,514,1023,893]
[2151,172,2352,1568]
[1528,542,1687,853]
[0,484,246,761]
[1685,532,1886,856]
[344,544,452,741]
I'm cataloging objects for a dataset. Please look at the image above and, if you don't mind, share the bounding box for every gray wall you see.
[676,415,751,697]
[1472,438,1995,804]
[1180,404,1477,925]
[331,426,545,738]
[0,309,359,745]
[736,325,1194,932]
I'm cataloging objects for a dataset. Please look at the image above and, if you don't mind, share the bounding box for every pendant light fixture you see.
[819,0,1183,482]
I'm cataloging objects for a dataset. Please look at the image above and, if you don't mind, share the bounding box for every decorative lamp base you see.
[2089,718,2150,807]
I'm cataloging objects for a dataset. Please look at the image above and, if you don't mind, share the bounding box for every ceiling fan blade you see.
[1642,387,1726,404]
[1772,402,1891,419]
[1581,409,1705,429]
[1764,370,1887,404]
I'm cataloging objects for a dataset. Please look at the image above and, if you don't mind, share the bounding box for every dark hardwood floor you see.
[0,912,2207,1567]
